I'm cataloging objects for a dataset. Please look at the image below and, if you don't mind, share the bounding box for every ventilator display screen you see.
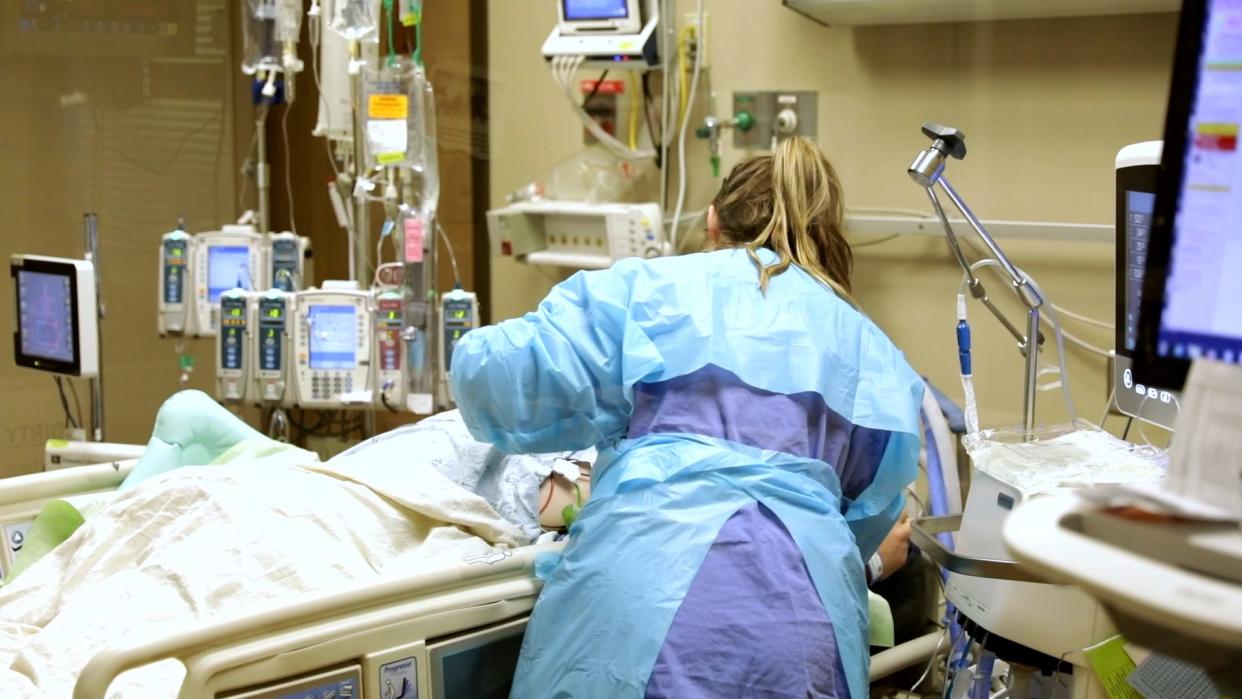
[16,270,74,363]
[207,246,252,303]
[1156,0,1242,365]
[308,305,356,370]
[562,0,630,20]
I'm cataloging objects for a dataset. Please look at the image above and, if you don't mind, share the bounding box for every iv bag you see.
[275,0,302,43]
[963,421,1167,497]
[413,76,440,217]
[242,0,281,74]
[314,0,379,141]
[362,61,437,177]
[329,0,379,42]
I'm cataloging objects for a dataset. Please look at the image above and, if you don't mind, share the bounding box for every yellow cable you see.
[628,72,640,150]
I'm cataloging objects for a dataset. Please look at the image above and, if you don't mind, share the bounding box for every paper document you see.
[1166,360,1242,520]
[1083,635,1143,699]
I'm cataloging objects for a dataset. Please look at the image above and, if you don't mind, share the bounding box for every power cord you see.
[54,377,80,430]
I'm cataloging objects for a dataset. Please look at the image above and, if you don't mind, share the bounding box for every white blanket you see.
[0,450,526,697]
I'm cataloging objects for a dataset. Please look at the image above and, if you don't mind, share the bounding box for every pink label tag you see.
[404,217,425,263]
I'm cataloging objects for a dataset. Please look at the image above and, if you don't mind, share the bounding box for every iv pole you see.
[83,213,105,441]
[908,123,1045,432]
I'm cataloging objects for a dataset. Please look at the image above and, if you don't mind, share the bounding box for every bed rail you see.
[0,459,134,507]
[74,542,562,699]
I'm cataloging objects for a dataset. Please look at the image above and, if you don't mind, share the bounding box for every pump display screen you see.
[562,0,630,20]
[308,305,357,370]
[16,270,75,363]
[207,246,252,303]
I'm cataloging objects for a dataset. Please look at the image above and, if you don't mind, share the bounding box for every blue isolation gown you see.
[452,248,924,699]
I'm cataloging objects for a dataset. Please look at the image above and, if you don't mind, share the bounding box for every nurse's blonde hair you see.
[711,136,853,301]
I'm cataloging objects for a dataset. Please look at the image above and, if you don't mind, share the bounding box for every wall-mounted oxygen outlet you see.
[732,91,818,150]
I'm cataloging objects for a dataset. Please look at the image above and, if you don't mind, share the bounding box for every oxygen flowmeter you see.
[158,227,193,336]
[217,290,253,402]
[254,290,294,404]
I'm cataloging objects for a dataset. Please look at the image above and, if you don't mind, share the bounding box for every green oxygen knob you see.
[734,110,755,132]
[695,125,711,139]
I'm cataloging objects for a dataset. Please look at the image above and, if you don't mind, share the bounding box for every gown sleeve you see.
[450,263,660,455]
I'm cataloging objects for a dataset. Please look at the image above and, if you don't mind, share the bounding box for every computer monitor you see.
[10,255,98,378]
[1115,142,1180,428]
[557,0,643,35]
[1136,0,1242,389]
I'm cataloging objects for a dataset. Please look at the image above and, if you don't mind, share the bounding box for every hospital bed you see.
[0,404,956,697]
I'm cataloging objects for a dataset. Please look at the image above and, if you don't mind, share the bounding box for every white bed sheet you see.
[0,448,527,697]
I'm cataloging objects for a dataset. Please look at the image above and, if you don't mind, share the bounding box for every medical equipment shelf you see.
[73,543,561,699]
[910,514,1047,583]
[1005,494,1242,694]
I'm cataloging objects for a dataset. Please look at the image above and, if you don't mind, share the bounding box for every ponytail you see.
[712,137,854,303]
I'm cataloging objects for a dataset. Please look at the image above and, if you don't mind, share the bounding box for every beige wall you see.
[487,2,1178,431]
[0,2,251,476]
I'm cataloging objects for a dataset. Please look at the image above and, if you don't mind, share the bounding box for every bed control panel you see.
[221,664,361,699]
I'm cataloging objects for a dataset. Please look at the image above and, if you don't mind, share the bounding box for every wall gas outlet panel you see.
[732,91,818,149]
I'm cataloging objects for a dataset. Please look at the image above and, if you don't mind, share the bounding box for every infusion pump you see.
[292,287,374,409]
[191,226,263,338]
[217,290,253,403]
[254,290,294,404]
[209,285,481,414]
[158,226,312,338]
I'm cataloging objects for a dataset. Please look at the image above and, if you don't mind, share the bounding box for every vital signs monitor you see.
[557,0,642,34]
[1137,0,1242,389]
[11,255,99,378]
[1115,142,1179,429]
[293,288,373,408]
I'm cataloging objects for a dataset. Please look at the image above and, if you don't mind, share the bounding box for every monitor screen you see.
[207,246,252,303]
[1124,190,1156,353]
[562,0,631,21]
[436,631,523,699]
[308,305,357,370]
[16,270,75,363]
[1153,0,1242,367]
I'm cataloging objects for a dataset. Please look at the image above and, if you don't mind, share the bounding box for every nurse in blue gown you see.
[452,136,924,698]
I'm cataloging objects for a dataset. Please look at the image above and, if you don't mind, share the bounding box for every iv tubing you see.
[669,0,706,252]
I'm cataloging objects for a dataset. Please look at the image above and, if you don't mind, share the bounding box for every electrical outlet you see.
[682,11,710,69]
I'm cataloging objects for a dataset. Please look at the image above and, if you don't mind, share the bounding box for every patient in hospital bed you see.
[0,390,590,698]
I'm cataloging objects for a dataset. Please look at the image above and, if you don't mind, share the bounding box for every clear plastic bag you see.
[506,145,657,205]
[328,0,379,42]
[964,420,1167,496]
[241,0,281,74]
[363,61,435,175]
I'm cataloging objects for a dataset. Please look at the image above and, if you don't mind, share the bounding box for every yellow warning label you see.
[369,94,409,119]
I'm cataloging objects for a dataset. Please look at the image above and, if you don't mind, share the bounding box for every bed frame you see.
[0,449,945,697]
